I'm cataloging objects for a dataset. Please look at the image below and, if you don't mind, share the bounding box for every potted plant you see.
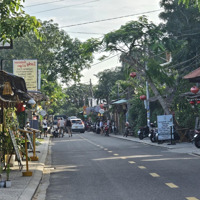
[0,165,5,188]
[5,164,11,188]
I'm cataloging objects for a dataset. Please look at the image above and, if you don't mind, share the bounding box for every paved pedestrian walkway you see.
[110,133,200,156]
[1,133,200,200]
[0,136,50,200]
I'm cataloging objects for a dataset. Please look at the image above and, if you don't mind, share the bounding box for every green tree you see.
[178,0,200,10]
[102,16,174,115]
[94,67,125,104]
[0,0,41,44]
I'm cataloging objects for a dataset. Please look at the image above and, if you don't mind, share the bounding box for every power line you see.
[59,9,162,28]
[67,31,104,35]
[25,0,65,7]
[31,0,99,14]
[91,53,120,67]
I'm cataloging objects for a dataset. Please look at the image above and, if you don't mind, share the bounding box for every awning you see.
[28,90,48,102]
[112,99,127,105]
[0,70,31,102]
[183,67,200,82]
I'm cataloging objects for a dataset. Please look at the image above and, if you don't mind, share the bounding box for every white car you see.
[71,118,85,133]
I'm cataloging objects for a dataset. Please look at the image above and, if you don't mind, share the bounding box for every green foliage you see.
[0,0,42,43]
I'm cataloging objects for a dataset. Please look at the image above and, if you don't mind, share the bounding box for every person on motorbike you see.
[124,121,130,137]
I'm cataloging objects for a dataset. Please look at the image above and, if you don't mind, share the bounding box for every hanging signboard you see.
[13,59,38,91]
[9,130,23,170]
[157,115,174,140]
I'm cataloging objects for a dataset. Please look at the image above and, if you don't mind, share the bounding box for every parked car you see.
[71,118,85,133]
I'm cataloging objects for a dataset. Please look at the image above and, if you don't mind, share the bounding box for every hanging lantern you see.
[140,95,146,100]
[3,82,13,95]
[16,103,26,112]
[189,101,195,105]
[130,72,136,78]
[190,86,199,94]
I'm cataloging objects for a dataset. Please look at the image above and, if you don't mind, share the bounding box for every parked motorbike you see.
[193,129,200,148]
[138,126,149,140]
[148,123,158,143]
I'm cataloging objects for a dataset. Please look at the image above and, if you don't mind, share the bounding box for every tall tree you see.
[102,16,173,114]
[0,0,41,43]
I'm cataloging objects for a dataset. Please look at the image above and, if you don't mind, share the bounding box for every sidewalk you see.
[110,133,200,156]
[0,136,50,200]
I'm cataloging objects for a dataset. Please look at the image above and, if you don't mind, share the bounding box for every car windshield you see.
[72,120,82,124]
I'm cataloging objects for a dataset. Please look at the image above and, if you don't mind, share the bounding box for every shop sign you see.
[13,59,38,91]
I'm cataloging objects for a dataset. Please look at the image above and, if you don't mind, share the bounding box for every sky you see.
[23,0,163,85]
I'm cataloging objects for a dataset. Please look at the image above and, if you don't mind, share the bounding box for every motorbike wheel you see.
[195,139,200,148]
[150,135,156,143]
[139,133,143,140]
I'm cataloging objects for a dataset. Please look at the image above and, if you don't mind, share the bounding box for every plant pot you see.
[6,180,11,188]
[0,181,5,188]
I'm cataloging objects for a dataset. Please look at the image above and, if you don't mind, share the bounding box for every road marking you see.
[138,166,146,169]
[165,183,179,188]
[114,154,119,156]
[104,148,108,150]
[128,161,135,164]
[108,151,112,153]
[186,197,199,200]
[121,157,127,159]
[150,173,160,177]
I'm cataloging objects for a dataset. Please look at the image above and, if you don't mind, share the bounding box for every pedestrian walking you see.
[65,118,72,137]
[100,120,103,135]
[59,117,65,137]
[42,117,48,137]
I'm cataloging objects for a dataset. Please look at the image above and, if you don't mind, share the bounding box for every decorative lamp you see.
[28,98,36,105]
[3,82,13,95]
[130,72,136,78]
[140,95,146,100]
[190,86,199,94]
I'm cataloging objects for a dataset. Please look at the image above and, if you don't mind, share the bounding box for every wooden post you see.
[28,128,41,161]
[18,129,33,177]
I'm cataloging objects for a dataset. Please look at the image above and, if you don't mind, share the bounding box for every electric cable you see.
[30,0,99,14]
[59,9,163,28]
[25,0,65,7]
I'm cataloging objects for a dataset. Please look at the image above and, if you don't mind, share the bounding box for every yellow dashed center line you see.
[138,166,146,169]
[128,161,135,164]
[186,197,199,200]
[150,173,160,177]
[114,154,119,156]
[165,183,179,188]
[121,157,127,159]
[104,148,108,150]
[108,151,112,153]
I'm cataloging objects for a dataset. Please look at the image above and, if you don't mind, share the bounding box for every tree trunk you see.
[147,75,171,115]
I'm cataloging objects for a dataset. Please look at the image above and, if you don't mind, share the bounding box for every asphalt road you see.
[45,132,200,200]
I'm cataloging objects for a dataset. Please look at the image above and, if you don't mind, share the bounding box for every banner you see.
[13,60,38,91]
